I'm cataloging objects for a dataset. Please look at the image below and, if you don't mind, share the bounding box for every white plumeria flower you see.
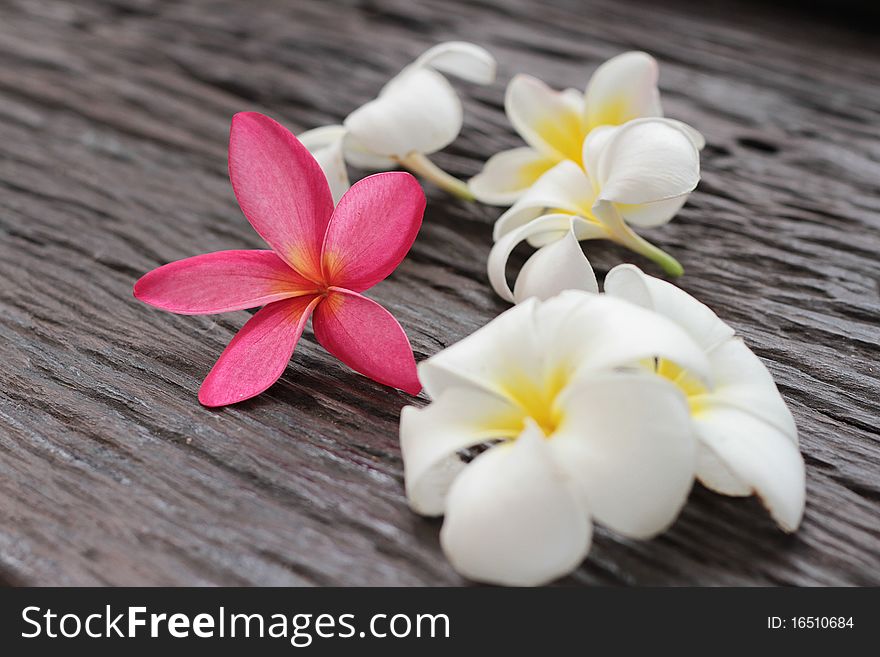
[604,264,806,532]
[400,292,712,586]
[299,42,496,202]
[487,117,700,303]
[507,255,806,531]
[470,51,704,205]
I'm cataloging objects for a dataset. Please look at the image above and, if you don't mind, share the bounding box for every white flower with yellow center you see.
[470,51,704,205]
[604,264,806,532]
[299,41,496,202]
[502,252,806,531]
[400,292,711,586]
[487,116,701,302]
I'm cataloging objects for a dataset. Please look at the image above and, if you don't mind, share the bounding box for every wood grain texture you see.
[0,0,878,586]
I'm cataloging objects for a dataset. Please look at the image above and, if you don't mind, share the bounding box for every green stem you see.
[397,152,475,201]
[598,202,684,277]
[621,229,684,277]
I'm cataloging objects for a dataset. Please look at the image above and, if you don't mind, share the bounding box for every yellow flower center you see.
[655,358,710,415]
[496,365,570,438]
[586,96,630,133]
[533,114,587,166]
[531,96,633,168]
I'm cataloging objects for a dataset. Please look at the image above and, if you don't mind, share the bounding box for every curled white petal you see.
[592,118,700,207]
[469,147,555,206]
[298,124,350,203]
[440,423,592,586]
[345,67,462,158]
[552,373,695,538]
[605,264,735,352]
[413,41,497,85]
[341,42,494,165]
[692,404,806,532]
[513,225,599,303]
[505,74,586,161]
[584,51,662,129]
[493,160,595,242]
[400,387,520,516]
[581,124,617,184]
[488,214,603,303]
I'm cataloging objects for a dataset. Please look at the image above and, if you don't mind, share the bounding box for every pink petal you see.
[321,172,425,292]
[229,112,334,282]
[134,250,318,315]
[198,295,321,407]
[312,288,421,394]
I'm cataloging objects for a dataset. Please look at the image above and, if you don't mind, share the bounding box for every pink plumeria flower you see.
[134,112,426,406]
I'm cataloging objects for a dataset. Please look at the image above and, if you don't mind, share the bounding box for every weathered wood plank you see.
[0,0,877,585]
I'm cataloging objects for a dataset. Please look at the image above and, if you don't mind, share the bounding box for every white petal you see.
[696,445,752,496]
[583,120,703,205]
[418,298,545,400]
[413,41,497,85]
[400,388,522,516]
[548,293,712,386]
[488,214,604,303]
[584,51,662,130]
[605,264,735,352]
[551,373,695,538]
[298,125,350,204]
[692,404,806,532]
[581,124,617,186]
[594,117,700,206]
[617,195,688,228]
[705,338,798,442]
[529,289,596,336]
[505,74,586,161]
[513,225,598,303]
[344,67,462,157]
[440,423,592,586]
[298,124,346,151]
[493,160,596,242]
[469,147,556,206]
[342,132,397,170]
[664,118,706,150]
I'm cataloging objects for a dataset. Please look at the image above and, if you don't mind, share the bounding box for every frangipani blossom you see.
[470,51,704,205]
[134,112,425,406]
[299,42,496,202]
[506,255,806,531]
[604,265,805,532]
[488,117,700,303]
[401,292,712,586]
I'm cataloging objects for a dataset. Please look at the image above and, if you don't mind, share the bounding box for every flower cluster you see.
[132,44,806,586]
[393,48,803,585]
[402,267,804,585]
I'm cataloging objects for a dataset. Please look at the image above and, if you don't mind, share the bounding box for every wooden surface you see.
[0,0,878,586]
